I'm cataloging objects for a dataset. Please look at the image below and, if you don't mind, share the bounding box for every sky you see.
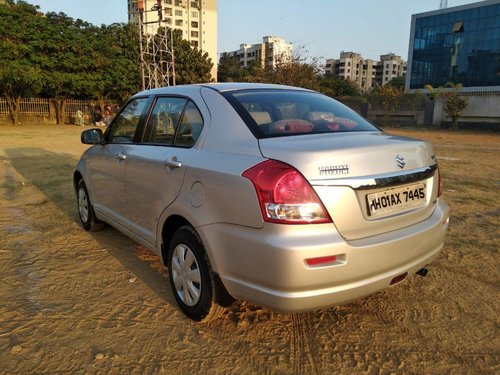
[28,0,476,61]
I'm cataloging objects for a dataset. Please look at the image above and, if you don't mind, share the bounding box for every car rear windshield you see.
[222,89,378,139]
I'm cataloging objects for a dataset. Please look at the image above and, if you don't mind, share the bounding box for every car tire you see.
[77,179,104,232]
[167,226,225,322]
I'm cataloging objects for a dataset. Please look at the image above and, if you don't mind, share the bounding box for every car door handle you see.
[115,153,127,160]
[164,158,182,168]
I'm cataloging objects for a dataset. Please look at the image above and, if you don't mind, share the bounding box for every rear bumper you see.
[199,200,449,312]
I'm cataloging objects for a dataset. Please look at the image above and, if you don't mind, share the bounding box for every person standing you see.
[103,105,111,126]
[76,109,84,126]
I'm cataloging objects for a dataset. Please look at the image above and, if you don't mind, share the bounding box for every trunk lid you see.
[258,132,439,240]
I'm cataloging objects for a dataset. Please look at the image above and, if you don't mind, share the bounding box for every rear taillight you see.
[437,165,443,197]
[242,160,332,224]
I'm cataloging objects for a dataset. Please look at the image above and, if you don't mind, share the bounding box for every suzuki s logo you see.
[395,155,406,169]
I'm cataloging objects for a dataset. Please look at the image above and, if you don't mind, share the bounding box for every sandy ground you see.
[0,124,498,374]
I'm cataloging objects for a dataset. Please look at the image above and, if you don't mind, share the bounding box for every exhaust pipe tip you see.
[416,268,429,277]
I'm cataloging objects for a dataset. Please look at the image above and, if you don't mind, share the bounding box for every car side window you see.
[144,98,204,147]
[108,98,148,143]
[174,101,204,147]
[144,97,187,145]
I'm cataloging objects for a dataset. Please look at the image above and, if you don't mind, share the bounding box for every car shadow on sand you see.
[6,147,178,309]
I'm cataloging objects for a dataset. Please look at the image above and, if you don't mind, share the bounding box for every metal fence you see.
[65,100,96,118]
[0,98,51,115]
[0,99,7,114]
[0,97,121,123]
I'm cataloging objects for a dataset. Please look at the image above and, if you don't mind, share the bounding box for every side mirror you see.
[81,128,104,145]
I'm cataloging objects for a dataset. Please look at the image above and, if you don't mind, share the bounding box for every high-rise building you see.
[325,52,377,92]
[325,52,406,92]
[406,0,500,92]
[127,0,217,80]
[220,36,293,69]
[380,53,406,85]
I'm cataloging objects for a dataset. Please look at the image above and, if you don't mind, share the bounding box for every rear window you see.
[223,89,378,139]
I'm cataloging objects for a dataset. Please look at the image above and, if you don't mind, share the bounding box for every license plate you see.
[366,183,426,217]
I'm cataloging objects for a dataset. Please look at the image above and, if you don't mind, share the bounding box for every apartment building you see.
[380,53,406,85]
[220,36,293,69]
[127,0,217,79]
[325,52,406,92]
[325,52,378,92]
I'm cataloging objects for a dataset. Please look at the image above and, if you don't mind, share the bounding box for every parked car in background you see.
[74,83,449,321]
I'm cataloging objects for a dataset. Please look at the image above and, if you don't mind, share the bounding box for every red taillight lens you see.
[242,160,332,224]
[437,165,443,197]
[305,255,337,267]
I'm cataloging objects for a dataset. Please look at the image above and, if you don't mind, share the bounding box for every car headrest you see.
[183,108,203,124]
[250,111,271,125]
[305,111,335,122]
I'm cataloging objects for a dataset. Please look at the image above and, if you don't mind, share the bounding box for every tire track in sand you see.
[206,315,268,374]
[291,313,323,375]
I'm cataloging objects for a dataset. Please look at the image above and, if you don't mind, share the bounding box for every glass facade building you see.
[407,0,500,91]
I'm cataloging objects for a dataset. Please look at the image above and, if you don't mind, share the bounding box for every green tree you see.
[169,29,213,84]
[270,53,320,90]
[318,74,360,98]
[0,63,42,125]
[424,83,445,102]
[244,60,268,82]
[38,12,98,124]
[216,47,363,97]
[443,83,468,130]
[216,47,330,92]
[0,1,142,124]
[386,75,406,89]
[90,22,141,110]
[374,84,403,126]
[0,0,43,124]
[218,55,247,82]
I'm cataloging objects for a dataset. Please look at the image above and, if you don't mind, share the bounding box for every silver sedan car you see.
[74,83,449,321]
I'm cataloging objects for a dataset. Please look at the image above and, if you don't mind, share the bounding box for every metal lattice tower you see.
[132,0,176,90]
[439,0,448,9]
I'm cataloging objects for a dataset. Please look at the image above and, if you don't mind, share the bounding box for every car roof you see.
[199,82,312,92]
[131,82,313,98]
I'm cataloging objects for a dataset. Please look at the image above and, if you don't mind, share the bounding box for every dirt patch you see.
[1,124,498,374]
